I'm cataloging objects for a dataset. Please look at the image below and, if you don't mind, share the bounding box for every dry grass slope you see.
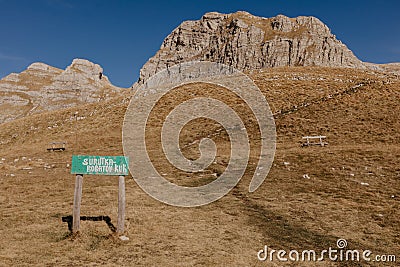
[0,67,399,266]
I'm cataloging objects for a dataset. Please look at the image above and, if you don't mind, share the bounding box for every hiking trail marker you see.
[70,155,129,235]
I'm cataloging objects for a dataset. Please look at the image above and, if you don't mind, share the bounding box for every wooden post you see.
[72,174,83,233]
[117,176,126,234]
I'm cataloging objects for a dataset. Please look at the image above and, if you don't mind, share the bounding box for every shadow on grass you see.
[231,189,366,267]
[61,215,116,233]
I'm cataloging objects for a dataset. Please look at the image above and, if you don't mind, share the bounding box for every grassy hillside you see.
[0,67,399,266]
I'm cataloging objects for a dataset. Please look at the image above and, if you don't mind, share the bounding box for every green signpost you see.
[70,155,130,238]
[71,155,129,176]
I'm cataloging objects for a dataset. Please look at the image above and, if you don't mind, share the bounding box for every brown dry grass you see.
[0,67,399,266]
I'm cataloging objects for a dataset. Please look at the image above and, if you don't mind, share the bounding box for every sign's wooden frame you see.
[71,155,128,235]
[72,174,126,234]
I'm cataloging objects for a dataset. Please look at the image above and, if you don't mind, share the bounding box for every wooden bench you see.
[47,142,67,152]
[302,136,328,147]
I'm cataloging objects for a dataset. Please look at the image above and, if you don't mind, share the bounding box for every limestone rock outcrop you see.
[0,58,124,124]
[138,11,365,84]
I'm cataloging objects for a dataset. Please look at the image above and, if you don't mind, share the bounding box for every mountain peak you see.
[138,11,364,84]
[0,58,124,124]
[68,58,103,74]
[27,62,58,71]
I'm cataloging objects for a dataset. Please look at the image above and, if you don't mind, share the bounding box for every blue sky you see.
[0,0,399,87]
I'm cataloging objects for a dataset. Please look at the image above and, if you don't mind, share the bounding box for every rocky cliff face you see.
[0,59,124,124]
[138,11,365,84]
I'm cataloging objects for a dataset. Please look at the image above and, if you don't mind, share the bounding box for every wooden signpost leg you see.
[72,174,83,234]
[117,175,126,234]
